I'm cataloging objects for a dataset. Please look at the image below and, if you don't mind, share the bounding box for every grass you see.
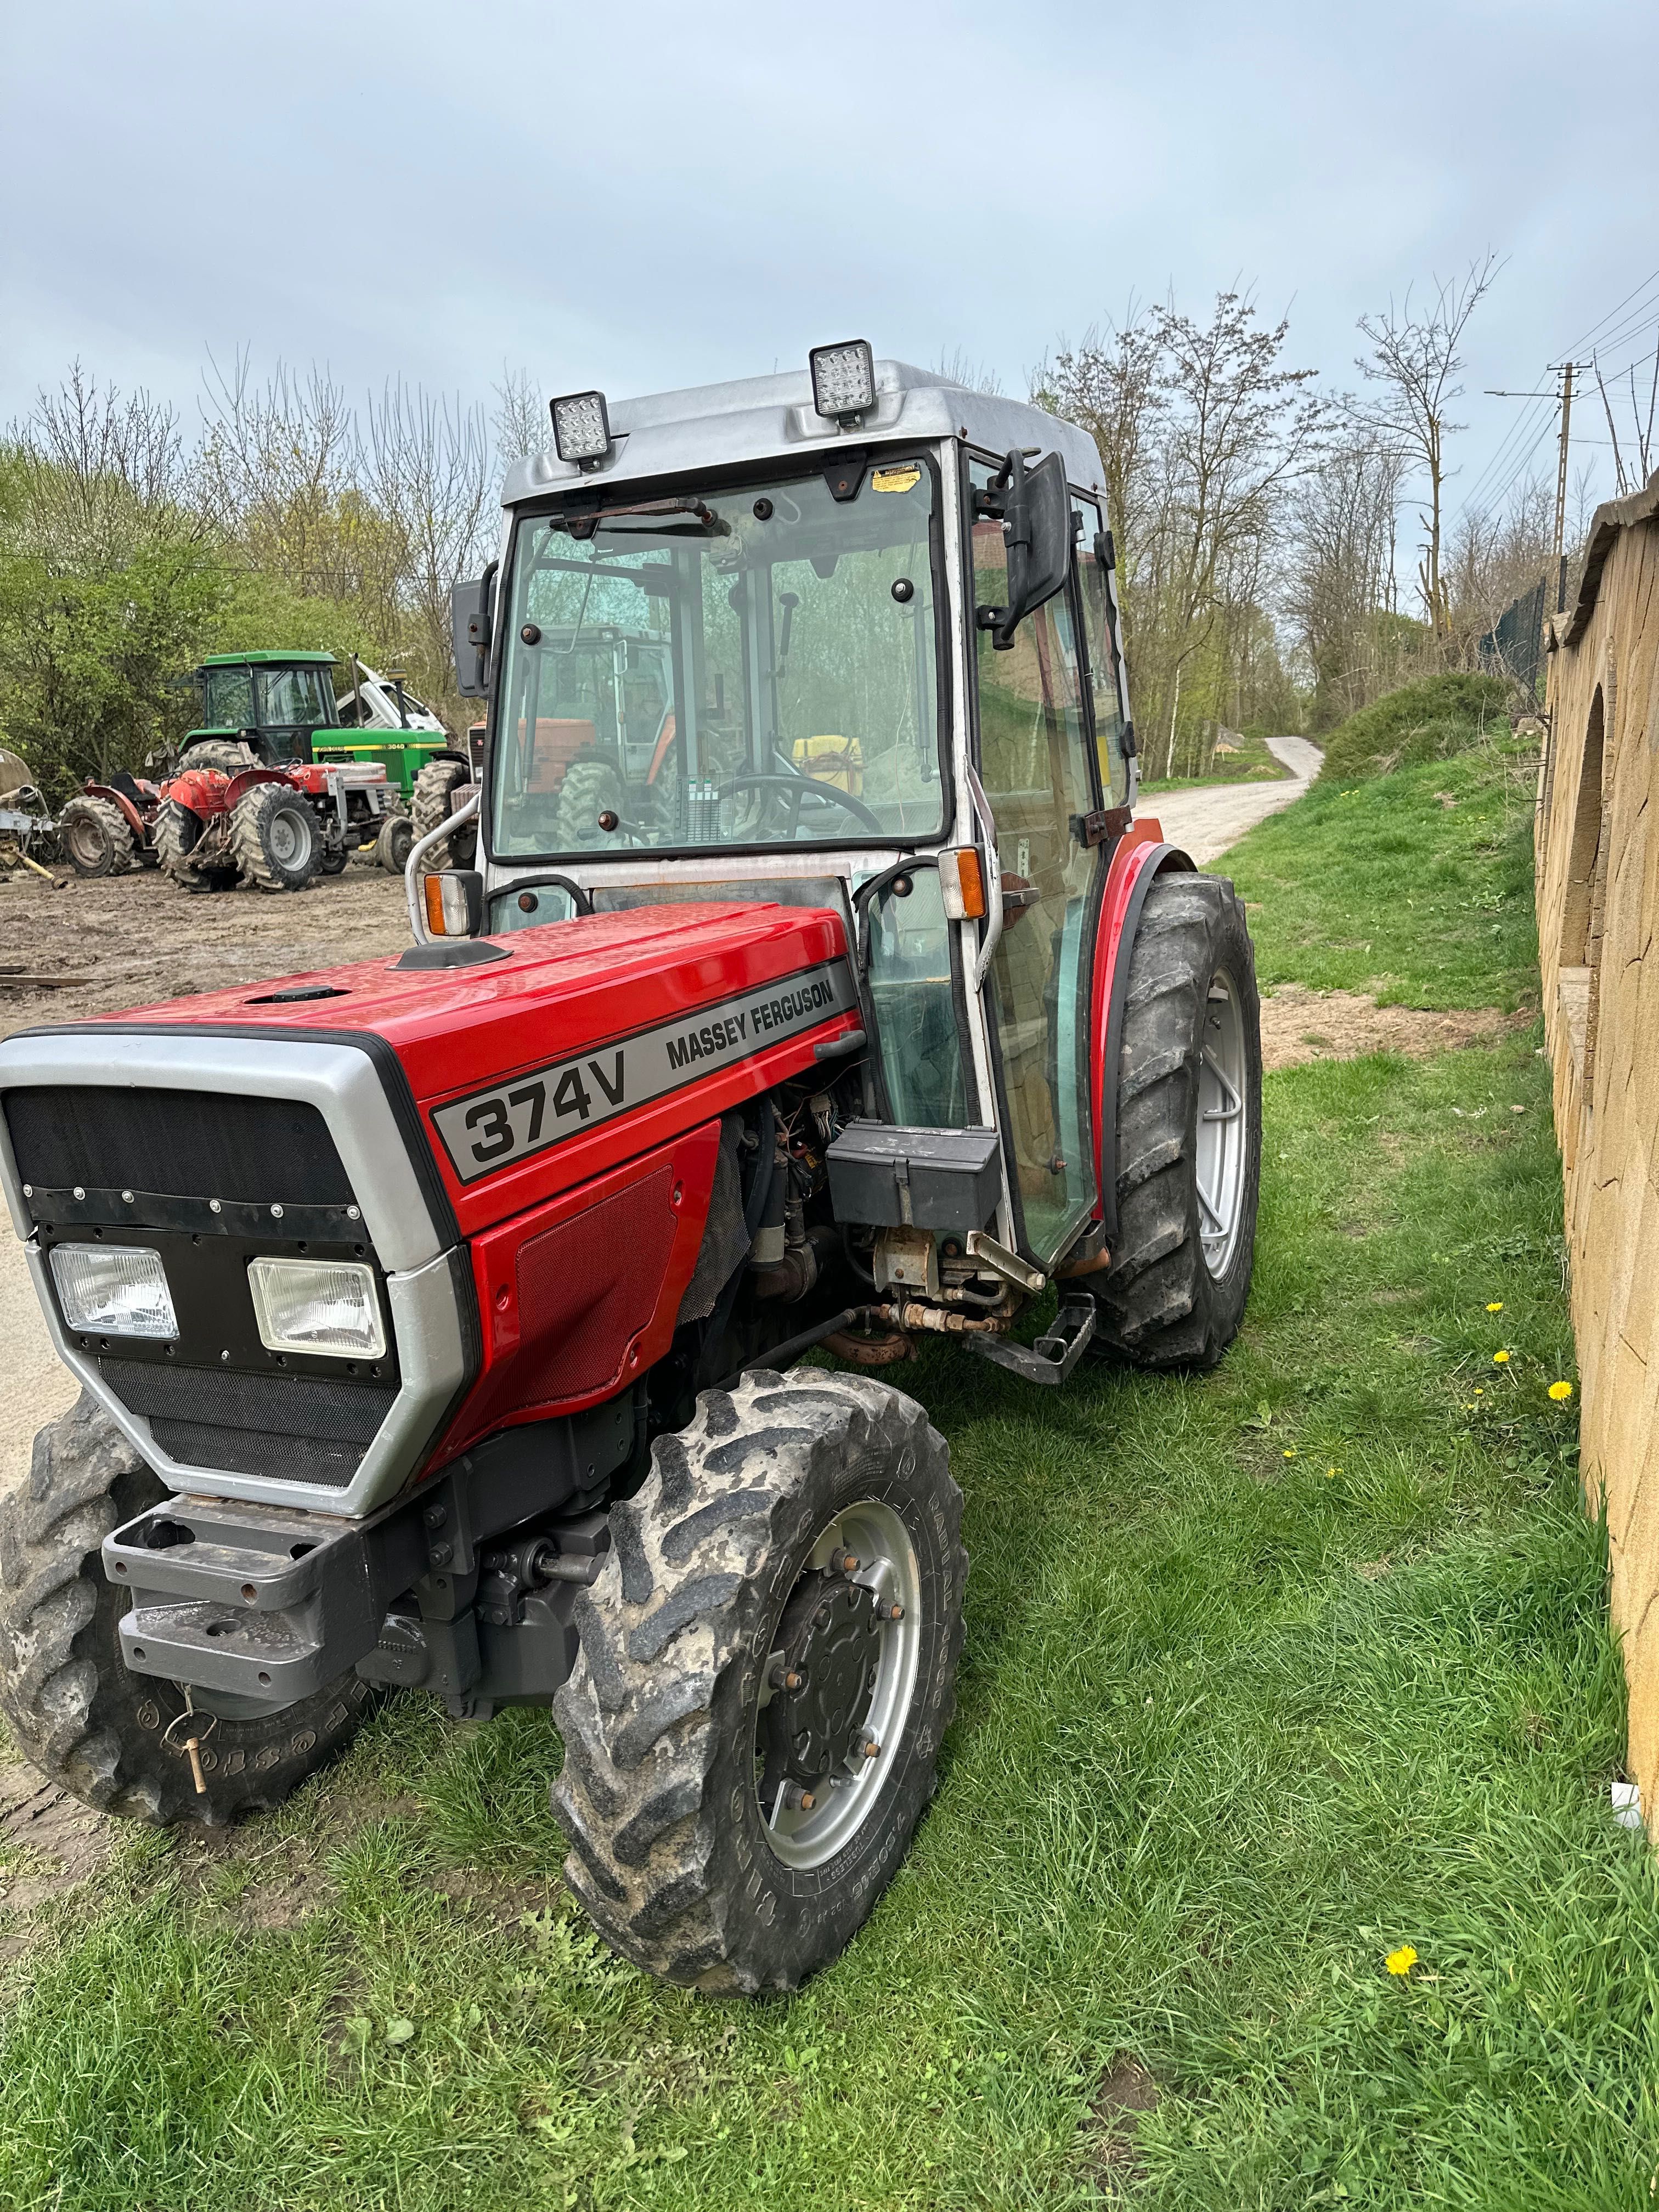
[1316,673,1513,783]
[1141,727,1291,792]
[1224,731,1540,1011]
[0,746,1642,2209]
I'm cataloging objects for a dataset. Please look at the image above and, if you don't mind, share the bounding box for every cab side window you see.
[1073,499,1131,806]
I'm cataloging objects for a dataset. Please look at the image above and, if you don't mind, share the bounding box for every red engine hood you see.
[87,902,856,1229]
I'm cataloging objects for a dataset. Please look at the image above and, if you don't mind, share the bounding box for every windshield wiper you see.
[567,496,727,541]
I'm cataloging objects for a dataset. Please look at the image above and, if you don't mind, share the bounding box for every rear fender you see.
[223,767,300,809]
[81,782,148,838]
[1088,818,1196,1242]
[162,767,231,817]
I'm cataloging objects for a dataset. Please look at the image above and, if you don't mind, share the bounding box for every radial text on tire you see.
[0,1392,380,1824]
[552,1369,966,1995]
[230,781,317,892]
[1090,870,1262,1369]
[58,795,135,878]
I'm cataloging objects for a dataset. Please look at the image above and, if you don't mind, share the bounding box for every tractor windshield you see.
[490,456,944,860]
[255,665,335,728]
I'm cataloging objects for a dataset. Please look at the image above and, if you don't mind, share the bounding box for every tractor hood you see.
[1,902,858,1238]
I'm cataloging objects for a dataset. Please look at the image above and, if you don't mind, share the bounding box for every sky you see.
[5,0,1659,535]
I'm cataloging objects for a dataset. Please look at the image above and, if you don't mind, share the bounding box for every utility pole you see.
[1551,361,1576,612]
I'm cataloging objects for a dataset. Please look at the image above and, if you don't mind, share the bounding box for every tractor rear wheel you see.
[375,815,414,873]
[59,795,135,878]
[231,782,317,892]
[179,740,256,775]
[154,798,235,894]
[1089,871,1261,1369]
[552,1369,964,1995]
[0,1392,381,1825]
[411,759,475,871]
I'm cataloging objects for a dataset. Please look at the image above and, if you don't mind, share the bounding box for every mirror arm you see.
[966,765,1004,991]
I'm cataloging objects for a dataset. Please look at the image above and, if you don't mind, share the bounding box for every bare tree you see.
[1592,346,1659,496]
[1286,426,1410,725]
[493,366,548,467]
[10,363,193,565]
[360,380,495,708]
[1353,252,1502,637]
[934,348,1006,397]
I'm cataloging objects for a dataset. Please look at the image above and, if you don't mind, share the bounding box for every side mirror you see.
[977,449,1070,652]
[450,561,498,697]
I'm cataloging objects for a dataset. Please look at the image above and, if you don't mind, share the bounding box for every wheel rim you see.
[1196,967,1249,1278]
[752,1498,921,1871]
[65,816,108,868]
[269,806,311,868]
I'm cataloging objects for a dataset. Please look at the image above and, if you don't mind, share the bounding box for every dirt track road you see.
[0,756,1321,1492]
[1147,735,1323,864]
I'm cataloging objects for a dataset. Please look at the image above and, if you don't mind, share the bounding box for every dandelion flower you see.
[1549,1380,1574,1402]
[1493,1350,1511,1365]
[1474,1388,1484,1396]
[1326,1466,1340,1480]
[1283,1447,1297,1459]
[1487,1302,1504,1313]
[1385,1944,1418,1977]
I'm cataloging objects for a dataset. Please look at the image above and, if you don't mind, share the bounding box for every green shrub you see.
[1319,672,1512,782]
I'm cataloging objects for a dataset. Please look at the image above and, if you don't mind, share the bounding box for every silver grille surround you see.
[0,1033,470,1517]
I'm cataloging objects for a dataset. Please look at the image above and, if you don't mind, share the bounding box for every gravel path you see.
[1147,735,1323,865]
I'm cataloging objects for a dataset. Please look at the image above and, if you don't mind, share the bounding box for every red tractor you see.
[58,772,167,877]
[156,758,407,893]
[0,348,1261,1996]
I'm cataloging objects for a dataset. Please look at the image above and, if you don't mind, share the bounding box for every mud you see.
[1259,981,1520,1072]
[0,859,410,1040]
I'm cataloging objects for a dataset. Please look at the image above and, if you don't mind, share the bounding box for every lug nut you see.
[770,1662,805,1692]
[783,1782,816,1812]
[883,1602,905,1622]
[859,1738,882,1760]
[430,1542,453,1568]
[834,1551,860,1575]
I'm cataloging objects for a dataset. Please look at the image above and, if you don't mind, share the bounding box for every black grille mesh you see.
[4,1087,352,1206]
[100,1358,396,1488]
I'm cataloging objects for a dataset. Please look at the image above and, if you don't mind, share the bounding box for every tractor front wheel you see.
[1090,871,1262,1369]
[553,1370,964,1995]
[0,1393,381,1825]
[231,783,317,892]
[59,795,135,878]
[375,815,414,873]
[154,798,234,894]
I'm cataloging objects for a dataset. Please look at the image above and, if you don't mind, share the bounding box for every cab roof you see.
[198,651,337,669]
[500,359,1105,512]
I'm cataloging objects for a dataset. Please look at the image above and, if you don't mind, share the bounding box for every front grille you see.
[3,1087,352,1207]
[101,1358,396,1488]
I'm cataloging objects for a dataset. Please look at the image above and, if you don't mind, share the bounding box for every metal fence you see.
[1479,574,1548,699]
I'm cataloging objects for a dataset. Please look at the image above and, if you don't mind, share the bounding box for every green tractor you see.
[184,651,461,806]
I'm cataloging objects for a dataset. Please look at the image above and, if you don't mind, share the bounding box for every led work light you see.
[248,1257,386,1360]
[809,340,876,423]
[50,1243,178,1341]
[550,389,612,465]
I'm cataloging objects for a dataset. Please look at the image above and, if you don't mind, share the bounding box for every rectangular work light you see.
[248,1257,386,1360]
[50,1243,178,1341]
[550,388,612,464]
[809,340,875,422]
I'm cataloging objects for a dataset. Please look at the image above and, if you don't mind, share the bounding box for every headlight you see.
[550,388,611,465]
[248,1257,386,1359]
[50,1243,178,1340]
[809,339,875,422]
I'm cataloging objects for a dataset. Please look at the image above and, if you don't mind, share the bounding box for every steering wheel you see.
[714,770,884,838]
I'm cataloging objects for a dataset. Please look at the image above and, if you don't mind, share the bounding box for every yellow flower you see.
[1486,1302,1504,1313]
[1325,1466,1340,1480]
[1474,1388,1484,1396]
[1283,1447,1297,1459]
[1549,1380,1574,1402]
[1385,1944,1418,1977]
[1493,1350,1511,1365]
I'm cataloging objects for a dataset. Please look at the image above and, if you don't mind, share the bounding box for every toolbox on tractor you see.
[0,347,1262,1997]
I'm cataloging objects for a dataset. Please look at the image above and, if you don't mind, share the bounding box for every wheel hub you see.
[767,1572,882,1784]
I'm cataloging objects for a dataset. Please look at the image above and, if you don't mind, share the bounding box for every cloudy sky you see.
[5,0,1657,530]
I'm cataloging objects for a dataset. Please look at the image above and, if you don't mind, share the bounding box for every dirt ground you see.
[1149,733,1324,864]
[0,859,411,1040]
[1257,980,1520,1071]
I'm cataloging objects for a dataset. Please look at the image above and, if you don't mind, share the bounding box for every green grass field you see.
[1,736,1645,2210]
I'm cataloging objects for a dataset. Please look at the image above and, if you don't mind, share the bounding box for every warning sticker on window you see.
[430,958,860,1183]
[870,464,922,493]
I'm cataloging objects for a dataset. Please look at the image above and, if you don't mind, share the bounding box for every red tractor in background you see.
[57,772,167,877]
[0,349,1263,1997]
[155,757,407,893]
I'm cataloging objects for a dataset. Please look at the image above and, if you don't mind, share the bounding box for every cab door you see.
[968,459,1106,1267]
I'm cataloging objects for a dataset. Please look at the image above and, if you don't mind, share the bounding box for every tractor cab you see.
[445,348,1142,1279]
[187,649,341,767]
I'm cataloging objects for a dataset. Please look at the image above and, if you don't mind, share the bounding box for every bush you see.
[1318,672,1511,782]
